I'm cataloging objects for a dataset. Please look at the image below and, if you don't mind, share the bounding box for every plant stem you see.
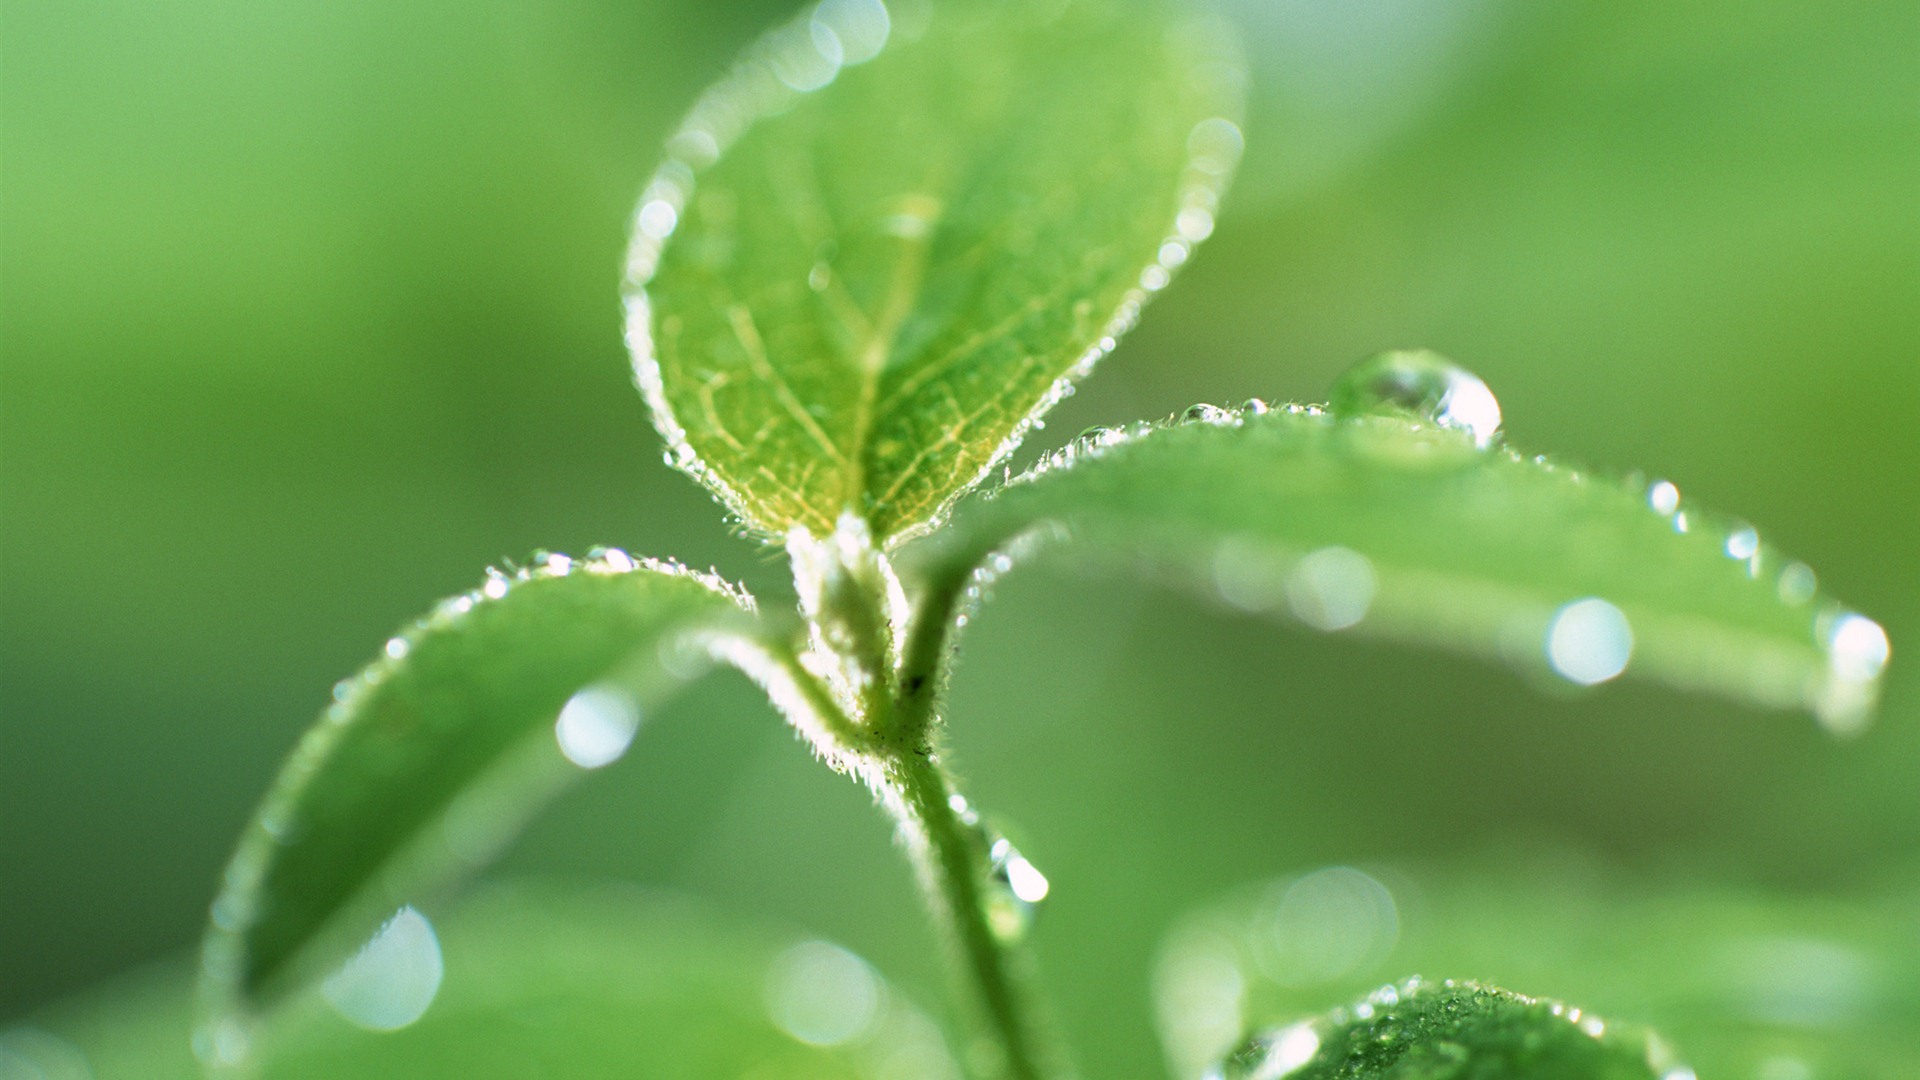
[888,754,1058,1080]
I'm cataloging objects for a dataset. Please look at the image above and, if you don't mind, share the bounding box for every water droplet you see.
[1223,1021,1321,1080]
[980,830,1048,942]
[1176,205,1216,242]
[1240,398,1270,416]
[811,0,890,66]
[1187,117,1245,176]
[554,685,642,769]
[1824,611,1890,688]
[384,637,410,660]
[1284,547,1376,632]
[989,837,1050,905]
[766,940,881,1047]
[808,261,832,291]
[1725,525,1759,561]
[1329,350,1502,448]
[322,907,443,1032]
[1183,403,1232,424]
[1140,264,1171,291]
[1778,562,1816,606]
[1648,480,1680,516]
[482,574,509,600]
[635,198,677,240]
[1158,240,1190,268]
[1672,511,1691,534]
[1253,867,1398,987]
[1545,597,1634,685]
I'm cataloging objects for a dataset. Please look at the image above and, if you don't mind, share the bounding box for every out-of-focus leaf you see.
[1156,854,1920,1080]
[626,0,1242,543]
[19,882,961,1080]
[918,402,1889,730]
[200,554,752,1024]
[1217,979,1670,1080]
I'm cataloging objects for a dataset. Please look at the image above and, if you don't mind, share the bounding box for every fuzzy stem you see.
[887,754,1059,1080]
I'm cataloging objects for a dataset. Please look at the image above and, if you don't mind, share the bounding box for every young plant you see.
[196,2,1890,1077]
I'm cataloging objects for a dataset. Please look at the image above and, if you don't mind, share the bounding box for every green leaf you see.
[626,0,1242,543]
[24,882,962,1080]
[918,403,1889,730]
[1217,979,1673,1080]
[200,553,752,1022]
[1157,856,1920,1079]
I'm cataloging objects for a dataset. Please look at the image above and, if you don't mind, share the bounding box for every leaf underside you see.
[922,408,1885,728]
[628,0,1242,543]
[202,555,748,1015]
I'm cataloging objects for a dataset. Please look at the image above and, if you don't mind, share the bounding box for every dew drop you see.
[1778,562,1817,606]
[983,832,1048,942]
[1648,480,1680,517]
[1222,1021,1321,1080]
[1183,403,1232,425]
[1725,525,1760,561]
[1284,547,1377,632]
[384,637,410,660]
[989,836,1050,905]
[766,940,881,1047]
[554,685,642,769]
[1545,597,1634,685]
[811,0,890,66]
[1240,398,1270,416]
[1176,205,1216,242]
[322,907,443,1032]
[1328,350,1502,447]
[1140,264,1171,291]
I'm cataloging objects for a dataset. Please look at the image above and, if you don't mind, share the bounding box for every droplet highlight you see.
[1284,547,1376,632]
[1329,349,1502,448]
[766,940,881,1047]
[554,685,643,769]
[1545,597,1634,685]
[321,907,444,1032]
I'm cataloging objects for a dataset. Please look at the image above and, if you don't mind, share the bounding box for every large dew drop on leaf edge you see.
[625,0,1245,544]
[915,372,1888,731]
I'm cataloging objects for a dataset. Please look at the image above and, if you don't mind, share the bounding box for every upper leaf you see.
[917,402,1889,730]
[626,0,1242,544]
[1218,979,1673,1080]
[200,552,751,1027]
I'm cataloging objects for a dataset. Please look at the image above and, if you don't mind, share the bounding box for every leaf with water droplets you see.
[1216,979,1675,1080]
[626,0,1242,544]
[917,394,1888,729]
[200,554,752,1026]
[1157,858,1920,1080]
[33,883,962,1079]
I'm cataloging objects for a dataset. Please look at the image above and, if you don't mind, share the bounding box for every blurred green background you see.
[4,0,1915,1075]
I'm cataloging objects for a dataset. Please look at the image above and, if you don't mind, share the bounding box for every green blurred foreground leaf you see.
[920,401,1888,730]
[1158,855,1920,1079]
[626,0,1242,543]
[201,554,750,1025]
[17,883,959,1080]
[1217,980,1671,1080]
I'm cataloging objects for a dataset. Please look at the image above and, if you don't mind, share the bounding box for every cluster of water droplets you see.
[1212,978,1691,1080]
[945,793,1049,944]
[1636,474,1888,731]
